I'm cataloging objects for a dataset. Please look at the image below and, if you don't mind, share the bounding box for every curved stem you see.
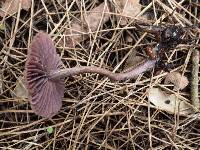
[49,59,156,81]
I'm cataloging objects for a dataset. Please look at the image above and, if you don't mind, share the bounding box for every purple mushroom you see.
[25,32,156,118]
[25,32,65,118]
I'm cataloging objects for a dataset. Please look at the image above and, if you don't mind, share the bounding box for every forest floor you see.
[0,0,200,149]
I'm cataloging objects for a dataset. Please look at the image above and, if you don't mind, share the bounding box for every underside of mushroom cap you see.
[25,32,65,118]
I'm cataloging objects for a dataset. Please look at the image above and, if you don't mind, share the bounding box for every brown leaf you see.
[125,49,137,65]
[63,2,110,48]
[84,2,110,32]
[114,0,142,25]
[64,21,86,48]
[123,50,144,75]
[164,72,189,91]
[13,75,28,98]
[148,88,194,115]
[0,0,31,17]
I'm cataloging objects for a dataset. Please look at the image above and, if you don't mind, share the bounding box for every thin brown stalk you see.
[191,48,199,109]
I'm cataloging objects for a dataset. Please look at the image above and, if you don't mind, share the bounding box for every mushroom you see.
[25,32,156,118]
[26,32,65,118]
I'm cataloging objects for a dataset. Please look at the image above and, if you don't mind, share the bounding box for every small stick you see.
[191,48,199,109]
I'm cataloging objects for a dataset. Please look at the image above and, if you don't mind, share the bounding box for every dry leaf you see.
[164,72,189,91]
[0,23,5,31]
[0,0,31,17]
[64,2,110,48]
[13,75,28,98]
[125,34,133,42]
[84,2,110,32]
[148,88,194,115]
[64,21,86,47]
[114,0,142,25]
[123,50,144,73]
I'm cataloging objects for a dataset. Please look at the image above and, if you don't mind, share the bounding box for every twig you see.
[191,48,199,109]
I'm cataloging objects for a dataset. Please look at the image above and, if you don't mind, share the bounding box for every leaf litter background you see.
[0,0,200,149]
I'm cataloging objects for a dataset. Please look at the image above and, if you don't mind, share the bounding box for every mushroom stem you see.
[49,59,157,81]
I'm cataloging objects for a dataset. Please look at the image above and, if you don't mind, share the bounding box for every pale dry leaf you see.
[123,50,144,72]
[125,34,133,43]
[124,56,144,70]
[64,21,86,48]
[124,49,136,68]
[13,75,28,98]
[0,23,5,31]
[164,72,189,91]
[64,2,110,48]
[148,88,194,116]
[84,2,110,32]
[123,56,145,79]
[114,0,142,25]
[0,0,31,17]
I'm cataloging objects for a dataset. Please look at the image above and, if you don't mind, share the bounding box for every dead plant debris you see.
[0,0,200,149]
[0,0,31,17]
[63,2,110,48]
[164,71,189,91]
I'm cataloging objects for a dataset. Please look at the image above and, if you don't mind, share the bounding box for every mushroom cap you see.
[25,32,65,118]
